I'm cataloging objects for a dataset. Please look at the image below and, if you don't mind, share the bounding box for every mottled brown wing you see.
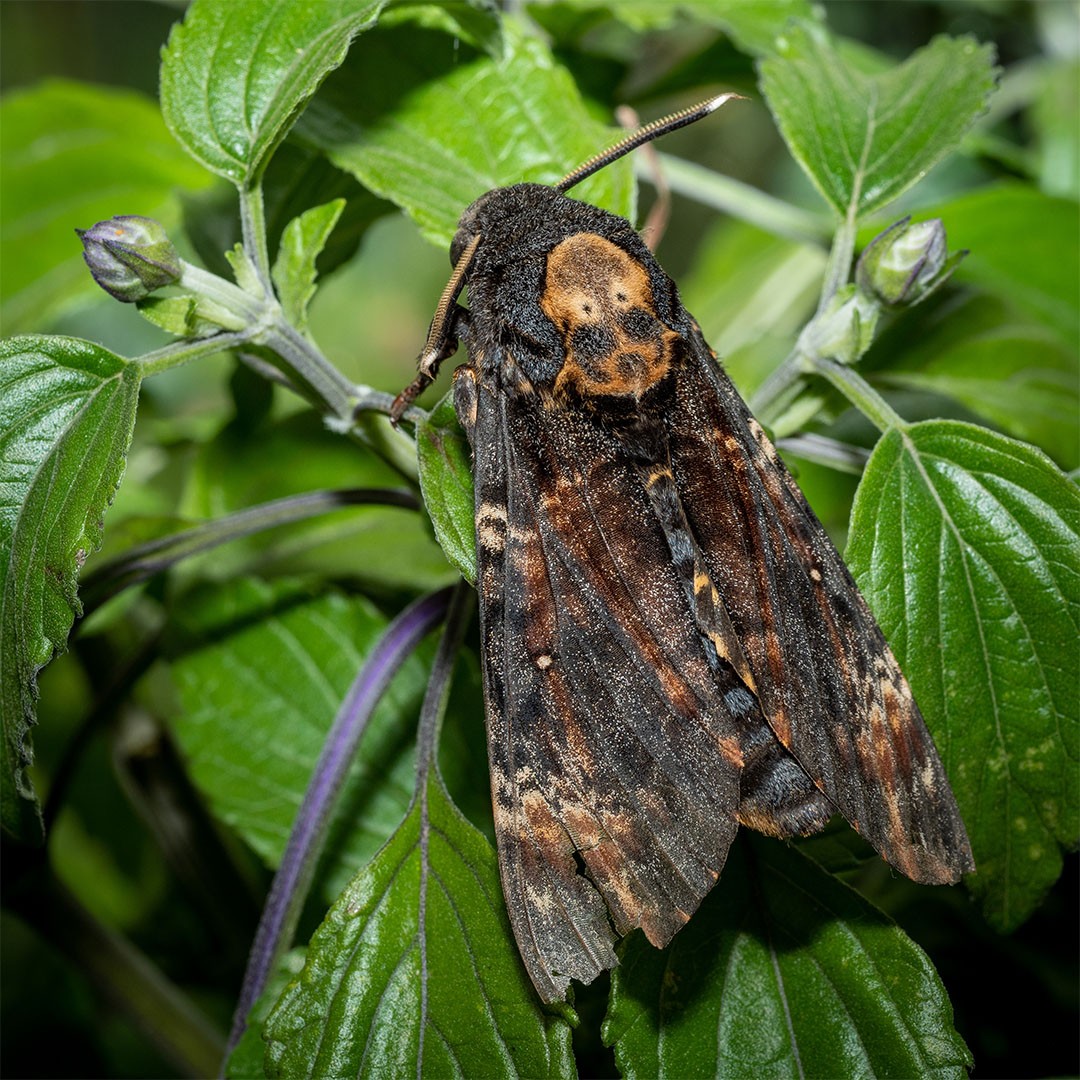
[457,363,744,1003]
[667,331,974,884]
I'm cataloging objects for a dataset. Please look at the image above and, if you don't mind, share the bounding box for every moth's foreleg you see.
[390,303,471,422]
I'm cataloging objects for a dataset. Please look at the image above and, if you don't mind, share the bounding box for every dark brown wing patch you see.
[666,341,974,883]
[462,365,744,1001]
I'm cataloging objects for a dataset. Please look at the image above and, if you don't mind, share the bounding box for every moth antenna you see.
[615,104,670,251]
[390,232,482,423]
[555,92,745,195]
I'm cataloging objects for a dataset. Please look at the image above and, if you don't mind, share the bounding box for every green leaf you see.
[868,289,1078,471]
[542,0,821,56]
[264,770,574,1078]
[846,420,1080,931]
[168,579,428,897]
[136,296,220,339]
[1,336,141,842]
[604,834,971,1079]
[881,328,1078,471]
[415,393,476,585]
[300,22,635,246]
[686,0,822,56]
[271,198,346,329]
[0,80,213,332]
[226,949,307,1080]
[379,0,503,54]
[759,25,999,219]
[160,0,387,185]
[889,362,1078,472]
[933,184,1080,349]
[182,141,392,283]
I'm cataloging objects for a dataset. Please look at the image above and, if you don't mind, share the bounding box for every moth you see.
[394,95,974,1003]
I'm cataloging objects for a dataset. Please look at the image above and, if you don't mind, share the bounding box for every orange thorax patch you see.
[540,233,678,400]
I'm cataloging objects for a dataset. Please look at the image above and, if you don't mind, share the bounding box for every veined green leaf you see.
[605,834,971,1078]
[759,25,999,219]
[263,770,574,1078]
[300,23,635,247]
[847,420,1080,930]
[169,579,429,898]
[1,336,141,842]
[160,0,387,184]
[415,393,476,585]
[271,198,346,330]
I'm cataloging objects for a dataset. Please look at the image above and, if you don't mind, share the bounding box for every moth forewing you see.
[406,98,973,1003]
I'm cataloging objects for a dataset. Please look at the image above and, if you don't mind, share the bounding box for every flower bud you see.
[856,217,963,307]
[800,285,879,365]
[77,215,181,302]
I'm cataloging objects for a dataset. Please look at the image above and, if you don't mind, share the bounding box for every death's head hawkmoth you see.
[394,95,974,1004]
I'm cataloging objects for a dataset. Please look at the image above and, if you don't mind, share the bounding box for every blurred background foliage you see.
[1,1,1076,1077]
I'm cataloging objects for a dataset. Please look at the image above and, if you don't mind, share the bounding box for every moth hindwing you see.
[404,100,974,1004]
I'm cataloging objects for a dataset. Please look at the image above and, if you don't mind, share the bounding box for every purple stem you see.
[223,586,454,1066]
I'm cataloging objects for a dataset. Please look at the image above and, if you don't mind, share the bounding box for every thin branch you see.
[80,488,419,614]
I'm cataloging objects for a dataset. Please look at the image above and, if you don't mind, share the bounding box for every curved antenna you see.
[555,92,744,195]
[390,233,482,423]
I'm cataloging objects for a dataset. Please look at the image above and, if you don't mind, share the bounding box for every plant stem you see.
[263,320,358,423]
[223,587,455,1068]
[240,181,272,288]
[415,582,475,785]
[775,432,871,475]
[751,212,858,420]
[137,331,249,376]
[748,344,809,420]
[812,356,907,433]
[80,488,419,613]
[655,154,830,245]
[138,297,368,425]
[817,210,857,315]
[179,261,264,320]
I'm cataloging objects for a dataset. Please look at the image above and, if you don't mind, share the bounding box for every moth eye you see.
[570,323,616,361]
[615,290,628,303]
[582,303,593,315]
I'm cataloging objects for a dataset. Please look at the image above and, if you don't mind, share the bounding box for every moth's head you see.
[450,184,566,267]
[449,187,502,267]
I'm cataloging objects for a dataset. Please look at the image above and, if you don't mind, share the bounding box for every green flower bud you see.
[800,284,879,366]
[856,217,964,306]
[77,215,181,302]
